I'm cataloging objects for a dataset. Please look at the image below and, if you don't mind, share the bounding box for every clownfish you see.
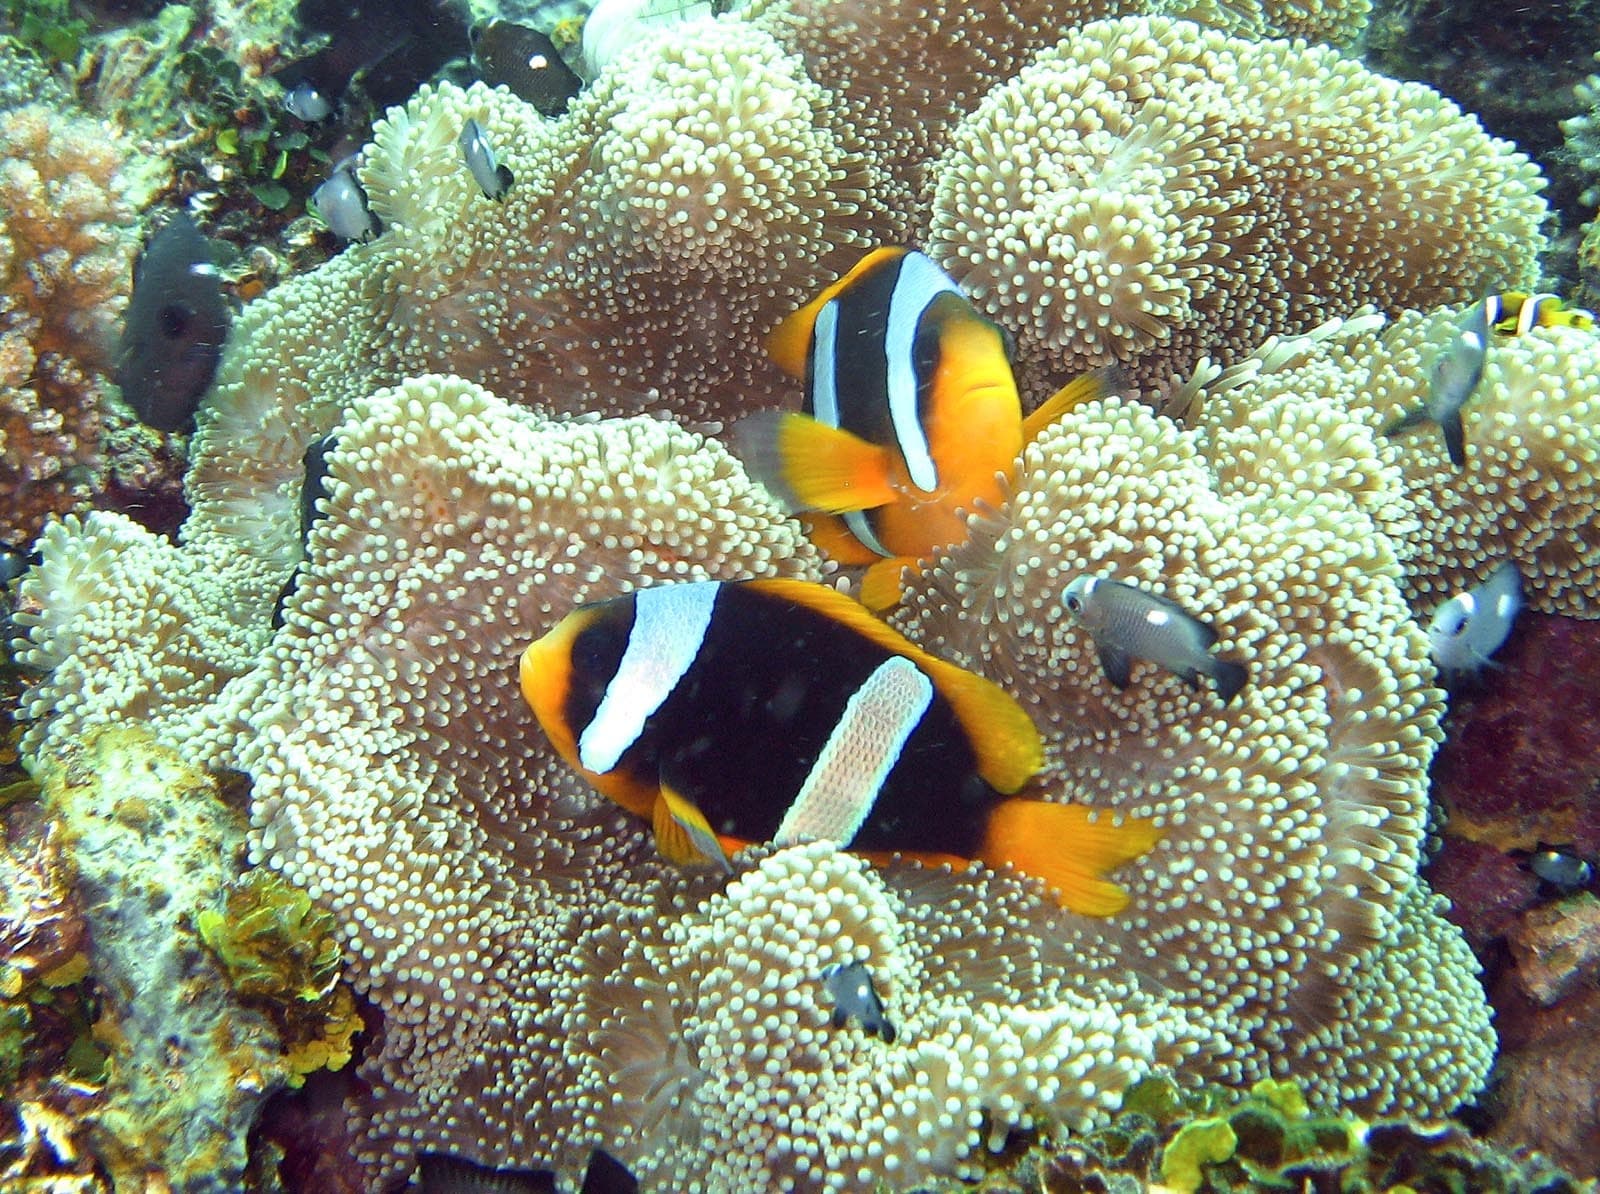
[520,578,1161,916]
[1486,291,1596,336]
[737,248,1104,611]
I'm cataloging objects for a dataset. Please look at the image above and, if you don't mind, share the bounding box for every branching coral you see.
[0,102,137,544]
[925,16,1547,399]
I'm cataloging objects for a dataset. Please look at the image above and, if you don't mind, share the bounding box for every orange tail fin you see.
[734,411,897,514]
[978,799,1161,917]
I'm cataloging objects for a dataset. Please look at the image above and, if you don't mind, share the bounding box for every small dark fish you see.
[299,434,338,543]
[823,960,896,1043]
[1530,848,1594,893]
[0,542,36,587]
[114,212,231,433]
[1383,298,1492,467]
[1427,560,1521,675]
[416,1148,637,1194]
[459,119,513,200]
[470,21,582,116]
[1063,574,1248,704]
[284,79,334,121]
[313,168,378,241]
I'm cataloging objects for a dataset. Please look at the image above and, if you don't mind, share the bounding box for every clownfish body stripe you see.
[881,251,960,491]
[775,654,934,846]
[577,582,715,774]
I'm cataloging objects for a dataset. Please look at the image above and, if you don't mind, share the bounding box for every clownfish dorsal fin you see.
[766,247,912,378]
[1022,372,1112,443]
[743,579,1043,793]
[653,783,733,873]
[734,411,897,514]
[978,799,1163,917]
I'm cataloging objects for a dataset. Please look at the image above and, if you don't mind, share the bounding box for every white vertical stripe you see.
[811,299,841,428]
[774,655,933,846]
[884,253,959,493]
[578,582,717,774]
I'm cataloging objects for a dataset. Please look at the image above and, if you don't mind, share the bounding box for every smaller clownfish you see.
[1486,291,1596,336]
[737,248,1105,611]
[520,578,1161,916]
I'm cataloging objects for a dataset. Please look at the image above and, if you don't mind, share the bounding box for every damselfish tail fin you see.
[977,799,1162,917]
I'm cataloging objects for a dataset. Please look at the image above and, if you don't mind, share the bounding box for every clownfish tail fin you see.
[977,800,1162,917]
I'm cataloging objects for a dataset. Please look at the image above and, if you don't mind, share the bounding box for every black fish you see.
[470,22,582,116]
[823,960,896,1043]
[114,212,231,433]
[416,1148,637,1194]
[273,434,340,629]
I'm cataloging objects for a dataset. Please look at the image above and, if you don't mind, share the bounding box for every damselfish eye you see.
[1065,594,1081,613]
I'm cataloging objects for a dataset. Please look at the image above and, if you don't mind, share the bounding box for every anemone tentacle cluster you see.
[1185,309,1600,615]
[9,3,1564,1190]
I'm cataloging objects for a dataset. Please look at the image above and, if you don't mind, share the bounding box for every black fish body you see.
[114,212,231,433]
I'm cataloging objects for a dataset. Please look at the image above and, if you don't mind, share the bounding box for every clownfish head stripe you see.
[577,582,716,773]
[811,299,843,429]
[883,251,961,492]
[774,654,934,846]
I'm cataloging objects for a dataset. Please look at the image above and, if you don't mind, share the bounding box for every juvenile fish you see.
[312,167,377,242]
[1530,848,1594,893]
[283,79,333,122]
[114,212,231,433]
[1063,574,1248,704]
[1384,298,1492,467]
[1428,560,1521,674]
[822,960,896,1043]
[459,119,513,201]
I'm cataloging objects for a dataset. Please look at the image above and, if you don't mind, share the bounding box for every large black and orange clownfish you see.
[520,578,1161,916]
[737,248,1104,611]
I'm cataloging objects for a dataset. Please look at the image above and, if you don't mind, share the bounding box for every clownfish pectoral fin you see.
[858,556,915,612]
[978,800,1163,917]
[733,411,897,514]
[1021,372,1111,442]
[652,784,733,873]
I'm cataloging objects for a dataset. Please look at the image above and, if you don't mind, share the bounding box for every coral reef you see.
[20,727,292,1191]
[8,1,1584,1190]
[0,101,137,545]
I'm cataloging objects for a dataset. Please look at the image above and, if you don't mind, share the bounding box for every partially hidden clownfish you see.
[736,248,1105,612]
[1486,291,1596,336]
[520,578,1161,916]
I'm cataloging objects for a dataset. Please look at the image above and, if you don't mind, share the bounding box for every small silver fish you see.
[1384,298,1492,467]
[1063,574,1248,704]
[1428,560,1521,674]
[823,960,895,1042]
[1530,848,1594,893]
[459,119,514,201]
[312,168,377,241]
[284,79,333,122]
